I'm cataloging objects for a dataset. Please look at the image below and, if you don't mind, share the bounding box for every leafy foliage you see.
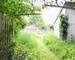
[4,0,34,16]
[30,15,45,29]
[0,0,34,60]
[14,32,59,60]
[43,33,75,60]
[60,14,69,40]
[14,32,75,60]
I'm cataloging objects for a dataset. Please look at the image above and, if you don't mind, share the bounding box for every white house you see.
[65,8,75,40]
[54,2,75,40]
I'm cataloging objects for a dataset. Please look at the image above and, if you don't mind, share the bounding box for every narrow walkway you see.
[35,35,60,60]
[17,32,60,60]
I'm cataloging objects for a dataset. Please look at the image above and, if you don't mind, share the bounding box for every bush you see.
[43,33,75,60]
[14,32,39,60]
[14,32,59,60]
[14,32,75,60]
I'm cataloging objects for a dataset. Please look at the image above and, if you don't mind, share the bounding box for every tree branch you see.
[15,13,41,16]
[54,8,63,24]
[44,4,75,10]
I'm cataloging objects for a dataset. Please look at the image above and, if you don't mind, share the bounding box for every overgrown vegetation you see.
[30,15,45,29]
[0,0,75,60]
[14,32,59,60]
[13,32,75,60]
[43,33,75,60]
[60,14,69,40]
[0,0,33,60]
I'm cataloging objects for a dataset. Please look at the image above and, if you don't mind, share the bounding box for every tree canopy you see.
[30,15,45,29]
[0,0,35,60]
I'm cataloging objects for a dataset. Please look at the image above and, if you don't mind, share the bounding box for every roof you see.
[64,2,75,9]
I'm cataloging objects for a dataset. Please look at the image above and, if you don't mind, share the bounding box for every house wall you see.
[54,18,60,38]
[65,9,75,40]
[53,9,66,38]
[54,8,75,40]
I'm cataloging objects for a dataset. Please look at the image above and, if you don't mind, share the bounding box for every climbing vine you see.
[60,14,69,40]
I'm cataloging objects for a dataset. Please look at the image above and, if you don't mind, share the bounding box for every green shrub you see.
[14,32,39,60]
[14,32,59,60]
[43,33,75,60]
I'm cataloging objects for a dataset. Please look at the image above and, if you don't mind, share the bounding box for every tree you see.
[30,15,45,29]
[0,0,34,60]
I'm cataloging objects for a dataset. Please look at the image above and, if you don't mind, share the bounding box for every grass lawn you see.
[14,32,75,60]
[43,33,75,60]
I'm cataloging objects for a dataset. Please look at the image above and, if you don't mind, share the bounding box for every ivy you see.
[60,14,69,40]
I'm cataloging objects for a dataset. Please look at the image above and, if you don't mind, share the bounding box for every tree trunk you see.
[0,13,3,32]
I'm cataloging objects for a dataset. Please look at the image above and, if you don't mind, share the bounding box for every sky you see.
[32,0,68,25]
[31,0,71,26]
[37,0,66,37]
[41,7,62,25]
[32,0,72,25]
[23,0,72,37]
[40,0,71,25]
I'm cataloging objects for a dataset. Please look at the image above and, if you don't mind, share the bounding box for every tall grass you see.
[14,32,59,60]
[13,32,75,60]
[43,33,75,60]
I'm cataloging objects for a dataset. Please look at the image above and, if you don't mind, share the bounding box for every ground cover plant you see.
[43,33,75,60]
[14,32,75,60]
[14,32,59,60]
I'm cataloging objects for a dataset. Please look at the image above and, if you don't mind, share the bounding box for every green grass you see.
[14,32,59,60]
[14,32,75,60]
[43,33,75,60]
